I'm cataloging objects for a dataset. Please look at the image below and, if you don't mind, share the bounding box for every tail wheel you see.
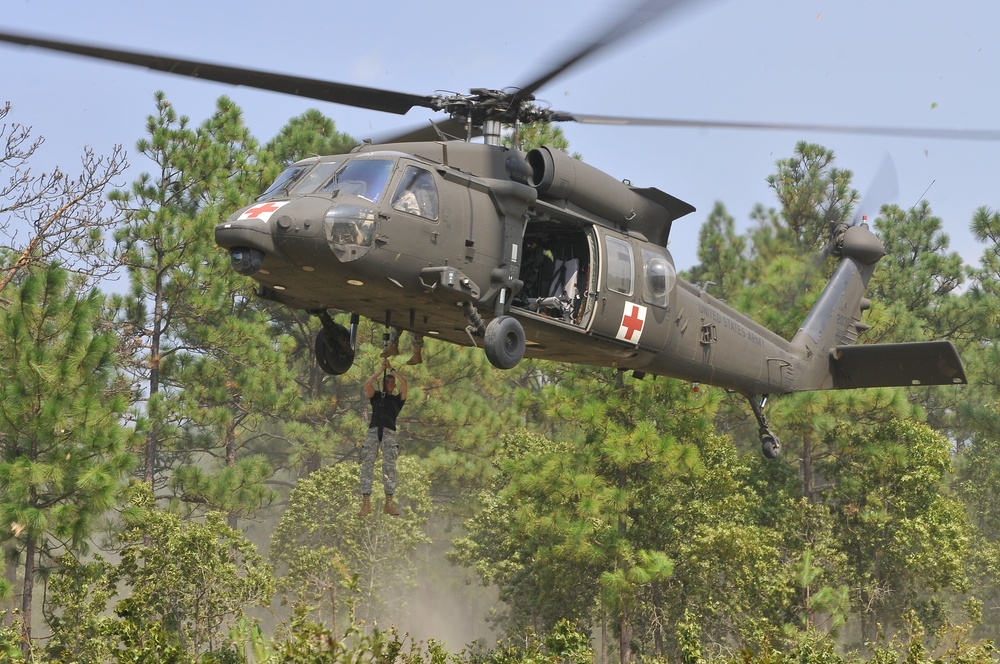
[484,315,525,370]
[315,324,355,375]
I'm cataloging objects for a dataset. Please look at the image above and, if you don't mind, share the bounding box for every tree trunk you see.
[619,604,632,664]
[20,537,35,659]
[600,604,607,664]
[226,427,238,529]
[145,260,166,485]
[802,430,815,502]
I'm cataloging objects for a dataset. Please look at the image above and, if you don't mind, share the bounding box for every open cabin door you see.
[513,219,598,330]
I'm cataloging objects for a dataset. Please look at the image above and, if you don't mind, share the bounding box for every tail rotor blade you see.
[851,152,899,227]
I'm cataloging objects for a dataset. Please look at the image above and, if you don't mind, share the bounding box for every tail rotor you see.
[829,152,898,256]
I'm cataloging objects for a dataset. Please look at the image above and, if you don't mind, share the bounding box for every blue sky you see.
[3,0,999,272]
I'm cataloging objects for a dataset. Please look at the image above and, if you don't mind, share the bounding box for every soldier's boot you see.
[383,494,401,516]
[359,494,372,517]
[380,344,399,358]
[406,347,423,365]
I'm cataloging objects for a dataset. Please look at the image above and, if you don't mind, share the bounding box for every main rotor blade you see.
[554,112,1000,141]
[0,29,436,115]
[515,0,696,100]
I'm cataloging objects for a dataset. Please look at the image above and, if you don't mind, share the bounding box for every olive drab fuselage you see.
[215,140,966,407]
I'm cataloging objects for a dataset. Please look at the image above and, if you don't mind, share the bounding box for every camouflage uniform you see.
[360,388,405,495]
[360,425,399,494]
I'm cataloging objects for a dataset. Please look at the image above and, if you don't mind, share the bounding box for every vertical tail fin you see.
[791,223,885,390]
[790,222,967,390]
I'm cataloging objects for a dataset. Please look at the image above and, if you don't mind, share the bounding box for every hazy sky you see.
[4,0,999,271]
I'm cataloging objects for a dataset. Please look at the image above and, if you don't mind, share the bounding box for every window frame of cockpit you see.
[256,163,310,201]
[389,164,440,222]
[256,158,350,201]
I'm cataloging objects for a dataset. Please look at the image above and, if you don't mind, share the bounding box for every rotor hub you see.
[434,89,552,141]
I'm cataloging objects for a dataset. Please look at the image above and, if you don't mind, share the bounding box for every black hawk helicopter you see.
[1,0,981,459]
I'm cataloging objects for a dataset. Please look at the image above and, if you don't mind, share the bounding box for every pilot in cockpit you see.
[391,167,437,219]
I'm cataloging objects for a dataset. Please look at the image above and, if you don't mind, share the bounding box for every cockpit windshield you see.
[257,164,309,201]
[256,159,349,200]
[290,160,344,195]
[321,158,394,203]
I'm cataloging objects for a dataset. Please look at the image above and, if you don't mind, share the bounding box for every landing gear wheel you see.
[315,324,355,375]
[760,429,781,460]
[484,315,525,370]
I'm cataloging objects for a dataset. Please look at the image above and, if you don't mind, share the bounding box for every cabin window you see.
[641,249,675,307]
[391,166,439,220]
[605,236,633,295]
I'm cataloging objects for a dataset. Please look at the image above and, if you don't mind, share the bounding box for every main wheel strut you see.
[747,394,781,459]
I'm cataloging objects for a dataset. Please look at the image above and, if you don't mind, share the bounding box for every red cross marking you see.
[620,303,644,341]
[243,202,282,218]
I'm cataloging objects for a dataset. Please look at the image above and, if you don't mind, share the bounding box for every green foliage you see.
[0,611,26,662]
[255,608,458,664]
[790,549,849,634]
[43,554,119,663]
[0,262,136,650]
[456,371,803,658]
[270,458,432,628]
[677,140,990,654]
[684,201,749,300]
[113,485,275,656]
[761,141,856,255]
[264,108,357,164]
[41,484,274,662]
[870,201,966,338]
[501,122,577,155]
[465,619,592,664]
[821,419,972,638]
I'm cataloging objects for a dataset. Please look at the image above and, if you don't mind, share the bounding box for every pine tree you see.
[110,93,296,526]
[0,264,135,653]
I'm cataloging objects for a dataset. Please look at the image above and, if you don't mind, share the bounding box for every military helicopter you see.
[0,0,981,459]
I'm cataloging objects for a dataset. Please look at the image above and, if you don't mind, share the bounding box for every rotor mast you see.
[482,119,503,146]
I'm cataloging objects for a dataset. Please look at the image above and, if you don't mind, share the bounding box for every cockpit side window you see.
[390,166,439,220]
[321,158,394,202]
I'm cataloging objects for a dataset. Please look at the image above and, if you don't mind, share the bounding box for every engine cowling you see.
[525,146,693,246]
[527,146,655,223]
